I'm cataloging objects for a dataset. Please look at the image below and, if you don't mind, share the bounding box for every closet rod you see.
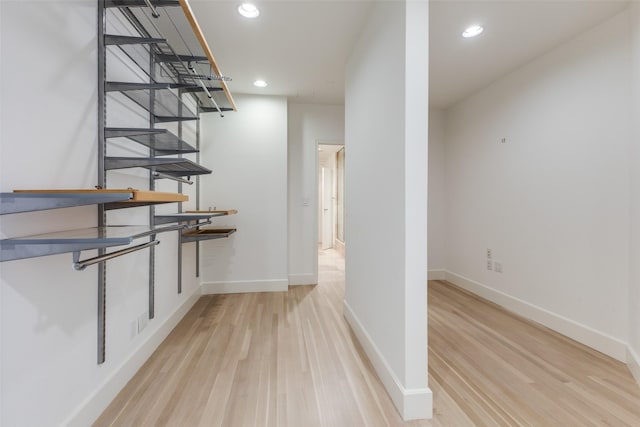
[152,171,193,185]
[188,63,224,117]
[143,0,161,18]
[178,0,237,111]
[73,240,160,271]
[184,219,211,230]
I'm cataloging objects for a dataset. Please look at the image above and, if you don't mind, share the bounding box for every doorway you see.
[317,142,345,257]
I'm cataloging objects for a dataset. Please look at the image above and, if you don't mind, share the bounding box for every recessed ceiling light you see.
[238,3,259,18]
[462,25,484,38]
[253,80,267,87]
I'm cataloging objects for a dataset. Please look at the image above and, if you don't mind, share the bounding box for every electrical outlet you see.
[487,259,493,271]
[486,248,492,259]
[494,261,503,273]
[137,312,149,334]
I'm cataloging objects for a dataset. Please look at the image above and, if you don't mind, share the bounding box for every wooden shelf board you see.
[14,189,188,203]
[181,227,236,243]
[2,190,134,215]
[128,190,188,202]
[13,189,132,194]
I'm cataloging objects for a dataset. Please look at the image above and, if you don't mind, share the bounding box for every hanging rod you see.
[188,62,224,117]
[177,73,231,81]
[178,0,237,111]
[184,219,211,230]
[143,0,161,18]
[152,171,193,185]
[73,240,160,271]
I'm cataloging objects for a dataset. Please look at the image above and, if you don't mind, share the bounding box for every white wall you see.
[428,109,445,277]
[344,0,431,420]
[288,103,344,285]
[199,95,289,294]
[0,2,202,425]
[629,4,640,381]
[444,11,631,360]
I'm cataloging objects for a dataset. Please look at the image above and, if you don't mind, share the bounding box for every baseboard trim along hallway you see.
[444,271,628,362]
[343,300,433,421]
[288,273,316,286]
[64,286,202,427]
[201,279,288,294]
[427,269,446,280]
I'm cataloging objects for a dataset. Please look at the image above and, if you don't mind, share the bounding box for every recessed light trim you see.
[253,79,268,88]
[462,25,484,38]
[238,3,259,18]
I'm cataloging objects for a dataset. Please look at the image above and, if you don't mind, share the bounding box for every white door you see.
[321,167,333,249]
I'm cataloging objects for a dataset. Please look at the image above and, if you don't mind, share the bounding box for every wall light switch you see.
[487,260,493,271]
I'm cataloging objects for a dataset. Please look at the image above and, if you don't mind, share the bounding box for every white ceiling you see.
[429,0,630,108]
[190,0,630,109]
[190,0,373,105]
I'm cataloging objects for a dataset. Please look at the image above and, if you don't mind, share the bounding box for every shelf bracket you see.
[72,240,160,271]
[184,219,211,230]
[188,62,224,117]
[143,0,161,18]
[152,171,193,185]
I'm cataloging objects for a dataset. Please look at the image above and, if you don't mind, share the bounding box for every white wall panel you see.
[444,11,631,353]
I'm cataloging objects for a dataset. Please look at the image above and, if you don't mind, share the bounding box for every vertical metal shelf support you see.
[93,0,231,363]
[148,50,157,320]
[195,102,201,278]
[97,0,108,365]
[177,89,184,294]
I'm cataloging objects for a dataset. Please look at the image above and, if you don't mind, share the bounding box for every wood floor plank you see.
[95,252,640,426]
[428,279,640,427]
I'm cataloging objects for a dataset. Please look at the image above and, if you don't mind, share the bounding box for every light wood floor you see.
[429,280,640,426]
[95,250,640,426]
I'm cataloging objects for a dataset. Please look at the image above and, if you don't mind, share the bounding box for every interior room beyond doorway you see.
[317,143,345,257]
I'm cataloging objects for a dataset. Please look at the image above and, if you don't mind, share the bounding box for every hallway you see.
[95,249,424,426]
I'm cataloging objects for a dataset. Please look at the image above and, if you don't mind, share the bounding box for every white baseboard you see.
[201,279,288,294]
[343,301,432,420]
[444,271,627,362]
[63,287,201,427]
[288,274,317,286]
[427,269,445,280]
[628,346,640,385]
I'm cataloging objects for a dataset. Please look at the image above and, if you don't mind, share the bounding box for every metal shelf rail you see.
[182,228,237,243]
[105,127,198,155]
[0,224,182,263]
[0,191,132,215]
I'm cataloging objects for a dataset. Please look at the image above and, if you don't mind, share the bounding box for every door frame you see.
[314,139,344,280]
[320,166,333,250]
